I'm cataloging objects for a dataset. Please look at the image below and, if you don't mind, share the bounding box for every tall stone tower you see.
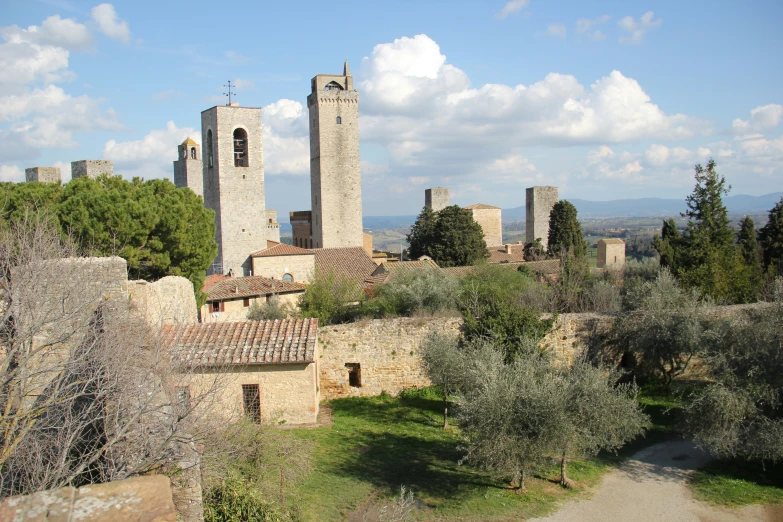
[173,138,203,197]
[308,62,362,249]
[425,187,449,212]
[25,167,61,183]
[526,186,559,249]
[201,104,266,276]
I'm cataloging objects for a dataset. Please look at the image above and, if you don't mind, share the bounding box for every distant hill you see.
[501,192,782,221]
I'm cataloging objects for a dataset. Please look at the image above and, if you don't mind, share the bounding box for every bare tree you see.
[0,213,227,497]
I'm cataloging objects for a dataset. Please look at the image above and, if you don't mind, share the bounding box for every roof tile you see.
[162,318,318,366]
[206,275,306,301]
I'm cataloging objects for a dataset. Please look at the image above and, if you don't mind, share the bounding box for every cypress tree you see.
[759,197,783,271]
[547,200,587,258]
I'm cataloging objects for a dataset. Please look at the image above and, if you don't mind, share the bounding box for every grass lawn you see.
[690,459,783,507]
[286,387,677,521]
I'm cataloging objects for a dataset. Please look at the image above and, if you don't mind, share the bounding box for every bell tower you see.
[173,137,203,197]
[201,104,266,276]
[308,61,362,249]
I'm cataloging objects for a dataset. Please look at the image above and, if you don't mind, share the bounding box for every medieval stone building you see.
[526,186,559,249]
[173,137,203,197]
[425,187,450,212]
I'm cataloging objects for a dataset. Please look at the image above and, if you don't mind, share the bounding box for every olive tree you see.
[419,333,466,430]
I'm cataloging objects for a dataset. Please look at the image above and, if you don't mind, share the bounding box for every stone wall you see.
[173,157,203,198]
[187,358,320,425]
[125,276,198,327]
[0,475,177,521]
[318,317,462,400]
[290,211,313,249]
[71,160,114,179]
[252,253,315,283]
[598,239,626,268]
[471,207,503,247]
[309,69,362,249]
[25,166,61,183]
[526,186,559,249]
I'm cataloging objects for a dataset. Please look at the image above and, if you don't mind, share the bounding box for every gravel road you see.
[528,439,781,522]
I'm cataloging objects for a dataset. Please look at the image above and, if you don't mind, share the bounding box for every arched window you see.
[207,130,214,168]
[282,273,293,282]
[324,81,343,91]
[336,116,342,124]
[233,128,248,167]
[181,147,187,160]
[190,147,196,159]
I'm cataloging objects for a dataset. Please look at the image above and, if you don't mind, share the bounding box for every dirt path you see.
[529,439,780,522]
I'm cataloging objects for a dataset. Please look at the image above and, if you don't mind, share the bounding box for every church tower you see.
[308,62,362,249]
[201,104,266,276]
[173,137,203,197]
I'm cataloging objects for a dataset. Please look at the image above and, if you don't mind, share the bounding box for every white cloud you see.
[0,15,92,51]
[262,99,309,175]
[576,15,610,41]
[547,24,567,38]
[495,0,529,20]
[91,4,130,42]
[102,121,197,178]
[732,104,783,134]
[618,11,662,45]
[0,165,24,182]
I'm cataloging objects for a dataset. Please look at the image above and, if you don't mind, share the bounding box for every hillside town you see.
[1,2,783,522]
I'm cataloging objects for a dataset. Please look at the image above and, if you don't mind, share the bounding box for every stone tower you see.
[25,167,61,183]
[308,61,362,249]
[201,104,266,276]
[71,160,113,179]
[526,186,559,249]
[173,138,203,197]
[425,187,449,212]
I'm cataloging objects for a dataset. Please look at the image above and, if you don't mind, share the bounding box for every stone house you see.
[163,318,320,425]
[597,238,626,268]
[486,243,526,264]
[250,240,315,283]
[200,275,306,323]
[465,203,503,247]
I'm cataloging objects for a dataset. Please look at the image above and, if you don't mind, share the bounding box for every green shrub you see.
[247,296,292,321]
[369,267,460,317]
[204,476,290,522]
[298,270,364,325]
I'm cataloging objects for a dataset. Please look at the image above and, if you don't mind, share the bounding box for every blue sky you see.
[2,0,782,217]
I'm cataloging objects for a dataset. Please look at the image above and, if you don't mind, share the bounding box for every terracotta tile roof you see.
[162,318,318,366]
[313,247,377,284]
[206,275,306,301]
[250,241,314,257]
[203,274,230,292]
[371,259,440,277]
[487,244,527,264]
[440,260,561,278]
[464,203,501,210]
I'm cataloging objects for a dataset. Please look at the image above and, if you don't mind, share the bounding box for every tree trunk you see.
[559,450,572,488]
[517,468,527,493]
[443,394,449,430]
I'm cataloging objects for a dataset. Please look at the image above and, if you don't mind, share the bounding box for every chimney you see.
[505,244,512,254]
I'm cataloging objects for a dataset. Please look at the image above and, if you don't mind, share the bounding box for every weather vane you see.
[223,81,235,105]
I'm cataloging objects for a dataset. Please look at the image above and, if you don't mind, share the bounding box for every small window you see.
[241,384,261,423]
[345,363,361,388]
[324,81,343,91]
[282,273,293,282]
[190,147,196,159]
[243,298,250,307]
[336,116,342,124]
[207,129,214,168]
[210,301,224,313]
[175,386,191,417]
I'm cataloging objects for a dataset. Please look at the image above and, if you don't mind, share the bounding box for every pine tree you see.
[652,218,682,269]
[759,197,783,271]
[406,205,488,267]
[547,201,587,258]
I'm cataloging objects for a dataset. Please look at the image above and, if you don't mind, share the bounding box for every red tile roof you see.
[203,274,230,292]
[464,203,501,210]
[487,244,526,264]
[250,241,314,257]
[162,318,318,366]
[371,259,440,277]
[313,247,377,284]
[206,275,306,301]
